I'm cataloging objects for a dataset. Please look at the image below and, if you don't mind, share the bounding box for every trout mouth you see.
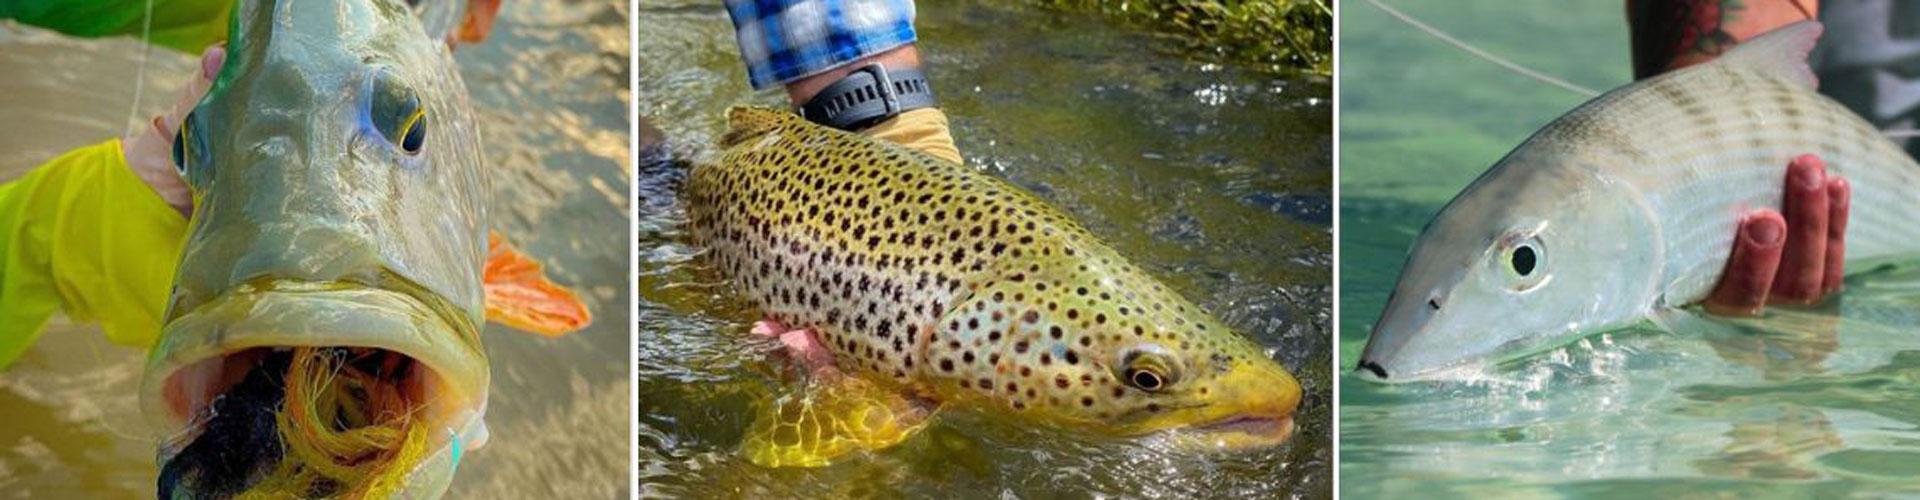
[1146,360,1302,451]
[1196,414,1296,443]
[143,280,488,497]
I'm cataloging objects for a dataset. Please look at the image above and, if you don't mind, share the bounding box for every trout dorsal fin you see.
[1718,20,1823,91]
[720,106,793,149]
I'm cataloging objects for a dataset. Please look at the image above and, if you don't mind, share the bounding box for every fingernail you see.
[1792,165,1822,189]
[1749,217,1784,245]
[1793,154,1823,168]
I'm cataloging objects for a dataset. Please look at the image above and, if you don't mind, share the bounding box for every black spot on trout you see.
[688,107,1303,452]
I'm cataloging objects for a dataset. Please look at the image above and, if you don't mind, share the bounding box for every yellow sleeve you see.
[0,139,187,368]
[862,108,963,164]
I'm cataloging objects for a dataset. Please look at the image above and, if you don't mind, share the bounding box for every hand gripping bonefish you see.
[141,0,589,497]
[687,107,1302,467]
[1359,22,1920,381]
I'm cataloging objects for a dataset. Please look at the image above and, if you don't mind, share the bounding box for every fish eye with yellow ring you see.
[170,124,187,176]
[171,110,211,181]
[370,69,427,155]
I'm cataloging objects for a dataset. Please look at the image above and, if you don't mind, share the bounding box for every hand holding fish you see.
[120,45,225,216]
[1704,155,1850,316]
[1632,3,1849,315]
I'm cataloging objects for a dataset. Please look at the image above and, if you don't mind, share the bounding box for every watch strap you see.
[796,63,937,131]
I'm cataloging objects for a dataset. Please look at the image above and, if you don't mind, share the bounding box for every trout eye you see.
[1126,368,1165,391]
[1117,346,1180,392]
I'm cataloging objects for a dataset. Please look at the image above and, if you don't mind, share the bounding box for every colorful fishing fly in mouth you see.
[142,0,589,497]
[685,107,1302,467]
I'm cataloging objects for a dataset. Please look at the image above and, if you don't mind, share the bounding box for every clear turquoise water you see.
[639,0,1331,496]
[1341,2,1920,497]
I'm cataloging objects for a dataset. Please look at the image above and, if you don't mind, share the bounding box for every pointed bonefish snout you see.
[1358,289,1437,381]
[1356,359,1389,379]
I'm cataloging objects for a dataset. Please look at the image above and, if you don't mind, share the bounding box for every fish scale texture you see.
[686,107,1293,431]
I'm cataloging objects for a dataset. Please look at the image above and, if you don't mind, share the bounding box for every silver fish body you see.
[1361,22,1920,379]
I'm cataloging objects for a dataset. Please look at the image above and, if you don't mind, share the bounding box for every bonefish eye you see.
[1498,234,1548,291]
[1511,244,1538,276]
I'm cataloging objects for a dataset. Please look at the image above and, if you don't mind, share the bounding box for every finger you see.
[1822,176,1850,294]
[1705,211,1786,316]
[201,44,225,80]
[1771,154,1830,304]
[160,45,227,132]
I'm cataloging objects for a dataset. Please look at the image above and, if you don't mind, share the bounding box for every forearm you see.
[0,140,187,368]
[784,44,924,104]
[1627,0,1819,79]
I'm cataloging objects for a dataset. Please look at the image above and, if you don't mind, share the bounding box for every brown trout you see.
[687,107,1302,466]
[140,0,588,496]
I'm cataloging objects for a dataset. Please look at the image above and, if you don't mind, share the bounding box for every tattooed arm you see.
[1627,0,1819,79]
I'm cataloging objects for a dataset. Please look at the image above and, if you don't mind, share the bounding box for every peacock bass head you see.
[141,0,586,497]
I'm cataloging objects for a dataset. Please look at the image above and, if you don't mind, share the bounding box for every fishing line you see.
[69,320,163,446]
[122,0,157,139]
[1363,0,1920,140]
[1360,0,1601,98]
[80,0,170,451]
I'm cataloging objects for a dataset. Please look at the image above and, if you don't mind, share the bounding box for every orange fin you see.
[484,232,591,336]
[453,0,502,45]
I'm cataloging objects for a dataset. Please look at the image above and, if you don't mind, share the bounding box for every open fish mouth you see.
[1177,412,1297,450]
[1199,414,1295,440]
[142,280,489,497]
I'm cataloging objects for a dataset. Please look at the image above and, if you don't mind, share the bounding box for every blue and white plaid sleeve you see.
[723,0,919,90]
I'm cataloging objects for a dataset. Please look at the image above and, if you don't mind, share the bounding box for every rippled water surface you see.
[0,2,631,496]
[1341,2,1920,497]
[638,0,1331,497]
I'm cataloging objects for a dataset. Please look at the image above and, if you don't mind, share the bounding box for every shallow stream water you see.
[638,0,1332,497]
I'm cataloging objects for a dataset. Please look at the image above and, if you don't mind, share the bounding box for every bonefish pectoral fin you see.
[742,376,934,468]
[483,232,592,336]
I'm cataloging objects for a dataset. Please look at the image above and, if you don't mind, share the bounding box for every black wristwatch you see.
[796,63,938,132]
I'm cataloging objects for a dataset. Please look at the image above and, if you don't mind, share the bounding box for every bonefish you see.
[142,0,588,497]
[1359,22,1920,380]
[686,107,1301,467]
